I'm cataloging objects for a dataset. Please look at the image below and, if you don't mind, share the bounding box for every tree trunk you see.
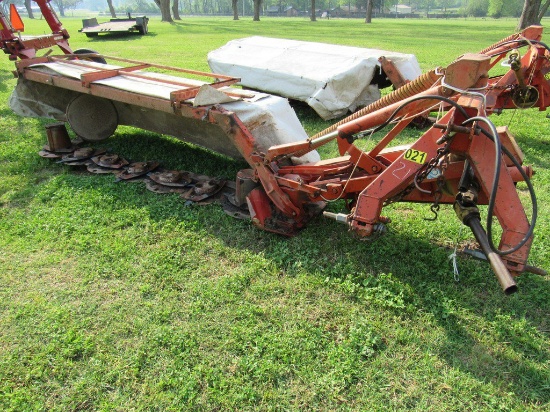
[58,1,65,17]
[518,0,542,29]
[232,0,239,19]
[310,0,316,21]
[106,0,116,18]
[253,0,261,21]
[365,0,373,23]
[24,0,34,19]
[172,0,181,20]
[154,0,174,22]
[538,0,550,21]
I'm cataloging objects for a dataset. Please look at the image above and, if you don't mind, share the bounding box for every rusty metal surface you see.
[116,161,160,180]
[37,127,237,209]
[148,170,193,187]
[233,28,550,292]
[181,179,226,203]
[0,0,72,59]
[88,154,130,173]
[58,147,107,163]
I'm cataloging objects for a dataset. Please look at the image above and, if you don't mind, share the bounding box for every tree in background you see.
[51,0,83,17]
[107,0,116,17]
[488,0,523,18]
[465,0,489,17]
[424,0,436,16]
[232,0,239,19]
[118,0,158,14]
[310,0,316,21]
[153,0,173,21]
[172,0,181,19]
[253,0,261,20]
[518,0,550,29]
[438,0,454,14]
[24,0,34,19]
[365,0,373,23]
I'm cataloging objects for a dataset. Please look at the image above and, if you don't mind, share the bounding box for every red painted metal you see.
[0,0,71,59]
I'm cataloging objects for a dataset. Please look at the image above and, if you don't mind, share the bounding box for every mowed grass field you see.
[1,15,549,411]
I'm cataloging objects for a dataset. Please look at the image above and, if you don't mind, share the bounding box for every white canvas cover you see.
[208,36,422,120]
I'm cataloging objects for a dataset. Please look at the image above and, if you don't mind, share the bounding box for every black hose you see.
[473,121,538,256]
[484,39,550,56]
[353,94,470,138]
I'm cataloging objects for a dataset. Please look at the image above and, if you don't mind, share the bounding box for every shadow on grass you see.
[0,72,15,93]
[9,125,550,406]
[520,133,550,170]
[434,298,550,404]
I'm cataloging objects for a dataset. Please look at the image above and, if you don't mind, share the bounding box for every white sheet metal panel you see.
[207,36,422,120]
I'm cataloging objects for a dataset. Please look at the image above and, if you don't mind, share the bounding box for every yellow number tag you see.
[0,22,4,30]
[404,148,427,165]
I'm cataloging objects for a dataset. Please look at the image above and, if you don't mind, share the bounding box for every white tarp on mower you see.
[9,60,320,163]
[208,36,422,120]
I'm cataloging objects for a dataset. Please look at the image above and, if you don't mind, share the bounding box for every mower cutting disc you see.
[181,178,226,203]
[88,154,129,173]
[116,161,160,180]
[38,149,65,159]
[145,180,190,194]
[58,147,107,163]
[90,154,129,169]
[148,170,193,187]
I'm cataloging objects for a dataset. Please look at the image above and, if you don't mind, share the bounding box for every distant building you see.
[284,6,299,17]
[330,6,366,18]
[393,5,412,14]
[266,5,301,17]
[266,6,280,17]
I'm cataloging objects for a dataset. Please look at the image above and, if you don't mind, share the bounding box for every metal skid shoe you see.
[246,188,302,236]
[38,123,80,158]
[245,188,325,236]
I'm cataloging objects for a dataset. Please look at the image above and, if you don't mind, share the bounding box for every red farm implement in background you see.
[1,0,549,293]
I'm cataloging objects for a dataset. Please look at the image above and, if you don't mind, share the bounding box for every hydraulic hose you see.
[471,119,538,256]
[482,39,550,57]
[479,32,526,55]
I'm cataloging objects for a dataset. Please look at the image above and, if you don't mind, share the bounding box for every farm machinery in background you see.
[79,15,149,37]
[1,1,549,293]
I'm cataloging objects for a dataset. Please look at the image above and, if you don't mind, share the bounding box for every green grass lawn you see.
[1,16,549,411]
